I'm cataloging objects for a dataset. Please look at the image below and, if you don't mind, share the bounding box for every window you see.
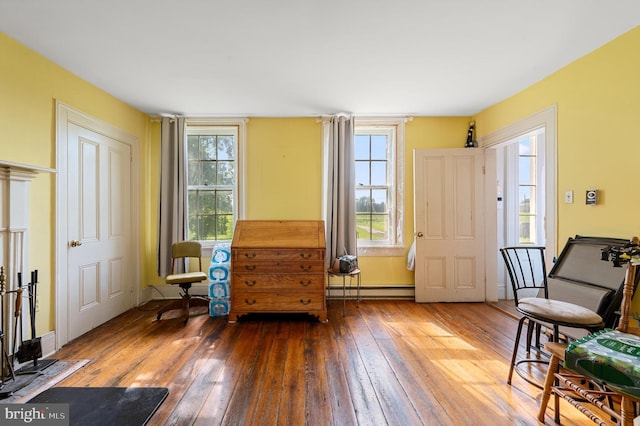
[518,135,538,244]
[185,119,246,245]
[500,127,545,246]
[354,118,405,254]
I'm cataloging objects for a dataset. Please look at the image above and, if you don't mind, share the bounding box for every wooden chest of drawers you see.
[229,220,327,322]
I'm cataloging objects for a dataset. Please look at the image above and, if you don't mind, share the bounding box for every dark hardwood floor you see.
[48,300,589,425]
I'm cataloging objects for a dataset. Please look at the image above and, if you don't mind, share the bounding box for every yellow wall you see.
[245,118,324,219]
[475,25,640,310]
[0,33,151,334]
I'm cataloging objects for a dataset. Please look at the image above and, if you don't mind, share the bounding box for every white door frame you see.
[478,105,558,301]
[55,101,141,348]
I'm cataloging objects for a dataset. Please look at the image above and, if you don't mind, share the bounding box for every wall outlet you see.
[564,190,573,204]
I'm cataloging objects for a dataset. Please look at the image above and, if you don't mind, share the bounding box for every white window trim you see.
[503,128,545,246]
[185,117,248,255]
[478,104,557,267]
[321,116,409,257]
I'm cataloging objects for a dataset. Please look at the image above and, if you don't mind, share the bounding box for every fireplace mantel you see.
[0,159,55,287]
[0,160,56,175]
[0,159,56,364]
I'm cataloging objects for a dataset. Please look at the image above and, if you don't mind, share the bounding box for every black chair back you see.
[500,246,548,305]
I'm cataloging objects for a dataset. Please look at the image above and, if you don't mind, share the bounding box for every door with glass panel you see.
[501,128,546,298]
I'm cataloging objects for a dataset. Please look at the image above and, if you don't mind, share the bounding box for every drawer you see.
[232,249,324,262]
[232,273,324,290]
[232,260,325,274]
[231,291,324,312]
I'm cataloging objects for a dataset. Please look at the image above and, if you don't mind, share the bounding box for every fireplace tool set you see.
[0,267,57,393]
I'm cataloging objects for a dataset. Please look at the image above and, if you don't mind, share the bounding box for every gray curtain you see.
[157,117,186,276]
[326,114,357,268]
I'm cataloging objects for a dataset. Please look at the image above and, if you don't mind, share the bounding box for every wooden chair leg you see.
[621,396,635,426]
[538,352,560,422]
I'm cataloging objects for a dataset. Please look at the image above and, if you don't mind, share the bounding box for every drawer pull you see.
[299,298,312,305]
[244,252,256,258]
[244,298,257,305]
[244,280,257,287]
[299,280,312,287]
[300,253,313,259]
[299,264,312,271]
[244,265,256,271]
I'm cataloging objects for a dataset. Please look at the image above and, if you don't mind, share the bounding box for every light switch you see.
[564,190,573,204]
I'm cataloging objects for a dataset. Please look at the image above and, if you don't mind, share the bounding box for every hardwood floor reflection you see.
[50,300,587,425]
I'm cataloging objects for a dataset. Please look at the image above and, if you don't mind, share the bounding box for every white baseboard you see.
[41,331,56,358]
[144,283,415,302]
[327,285,415,300]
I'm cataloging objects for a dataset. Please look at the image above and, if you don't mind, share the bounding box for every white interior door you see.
[66,123,133,340]
[413,148,485,302]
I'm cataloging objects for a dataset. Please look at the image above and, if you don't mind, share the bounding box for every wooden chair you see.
[156,241,209,323]
[500,246,605,388]
[538,239,640,425]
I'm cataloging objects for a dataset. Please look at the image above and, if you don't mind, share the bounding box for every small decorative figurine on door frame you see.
[465,121,476,148]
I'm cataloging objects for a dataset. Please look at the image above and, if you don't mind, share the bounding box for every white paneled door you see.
[66,123,132,341]
[413,148,485,302]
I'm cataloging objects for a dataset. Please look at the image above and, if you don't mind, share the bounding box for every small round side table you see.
[327,268,361,316]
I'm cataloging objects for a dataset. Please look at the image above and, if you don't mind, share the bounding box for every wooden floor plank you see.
[37,300,598,425]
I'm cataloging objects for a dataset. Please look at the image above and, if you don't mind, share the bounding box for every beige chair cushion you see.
[518,297,603,325]
[166,271,207,285]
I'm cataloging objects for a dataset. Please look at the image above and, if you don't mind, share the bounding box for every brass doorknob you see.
[416,232,424,238]
[69,240,82,247]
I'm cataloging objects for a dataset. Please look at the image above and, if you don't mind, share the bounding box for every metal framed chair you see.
[500,246,605,387]
[156,241,209,323]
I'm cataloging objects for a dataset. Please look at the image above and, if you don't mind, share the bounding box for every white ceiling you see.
[1,1,639,117]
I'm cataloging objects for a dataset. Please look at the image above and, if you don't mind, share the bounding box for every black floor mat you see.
[28,387,169,426]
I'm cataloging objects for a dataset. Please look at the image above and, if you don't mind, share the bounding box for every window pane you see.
[354,135,370,160]
[519,157,535,185]
[355,189,371,213]
[519,186,532,213]
[217,215,234,240]
[370,161,386,186]
[355,162,369,186]
[201,162,216,185]
[519,139,532,155]
[371,189,387,213]
[216,190,233,214]
[200,136,216,160]
[188,214,198,240]
[199,215,216,240]
[217,135,234,160]
[199,190,215,214]
[519,215,536,244]
[187,136,199,160]
[355,214,370,239]
[370,214,389,240]
[370,135,387,160]
[188,161,200,185]
[217,161,234,185]
[188,191,197,214]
